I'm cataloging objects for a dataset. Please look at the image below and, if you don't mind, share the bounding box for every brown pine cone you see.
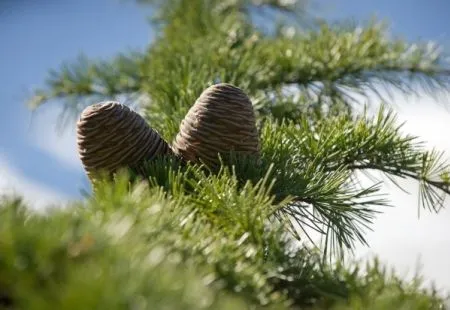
[77,101,171,181]
[171,83,260,167]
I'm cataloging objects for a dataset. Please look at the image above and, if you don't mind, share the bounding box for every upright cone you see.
[77,101,171,181]
[172,83,260,166]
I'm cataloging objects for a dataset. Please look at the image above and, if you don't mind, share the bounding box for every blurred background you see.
[1,0,450,293]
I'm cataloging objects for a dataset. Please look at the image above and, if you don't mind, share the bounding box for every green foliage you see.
[8,0,450,308]
[1,178,447,309]
[0,194,248,310]
[259,106,449,257]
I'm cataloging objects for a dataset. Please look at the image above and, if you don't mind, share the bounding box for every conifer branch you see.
[254,23,450,106]
[28,52,145,111]
[261,106,450,255]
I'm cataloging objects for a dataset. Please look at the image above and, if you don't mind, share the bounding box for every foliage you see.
[5,0,450,308]
[0,179,447,309]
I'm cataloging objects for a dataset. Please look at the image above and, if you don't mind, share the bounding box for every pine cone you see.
[77,101,171,181]
[172,83,260,166]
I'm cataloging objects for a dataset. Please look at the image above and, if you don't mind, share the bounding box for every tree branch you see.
[28,53,146,110]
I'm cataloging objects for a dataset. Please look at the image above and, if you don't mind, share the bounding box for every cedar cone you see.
[77,101,171,181]
[172,83,260,166]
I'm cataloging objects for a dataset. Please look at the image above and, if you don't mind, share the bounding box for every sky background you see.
[1,0,450,293]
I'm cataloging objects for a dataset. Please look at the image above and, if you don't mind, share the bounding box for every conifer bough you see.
[77,101,171,181]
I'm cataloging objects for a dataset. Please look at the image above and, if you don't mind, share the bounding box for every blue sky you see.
[1,0,450,292]
[317,0,450,44]
[1,0,152,199]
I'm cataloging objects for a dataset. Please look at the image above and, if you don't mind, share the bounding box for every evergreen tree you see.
[2,0,450,308]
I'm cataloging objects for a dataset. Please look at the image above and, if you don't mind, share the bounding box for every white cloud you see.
[353,93,450,293]
[27,103,83,172]
[0,154,69,210]
[354,176,450,292]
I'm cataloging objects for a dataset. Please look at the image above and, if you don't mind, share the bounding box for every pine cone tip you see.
[79,101,119,121]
